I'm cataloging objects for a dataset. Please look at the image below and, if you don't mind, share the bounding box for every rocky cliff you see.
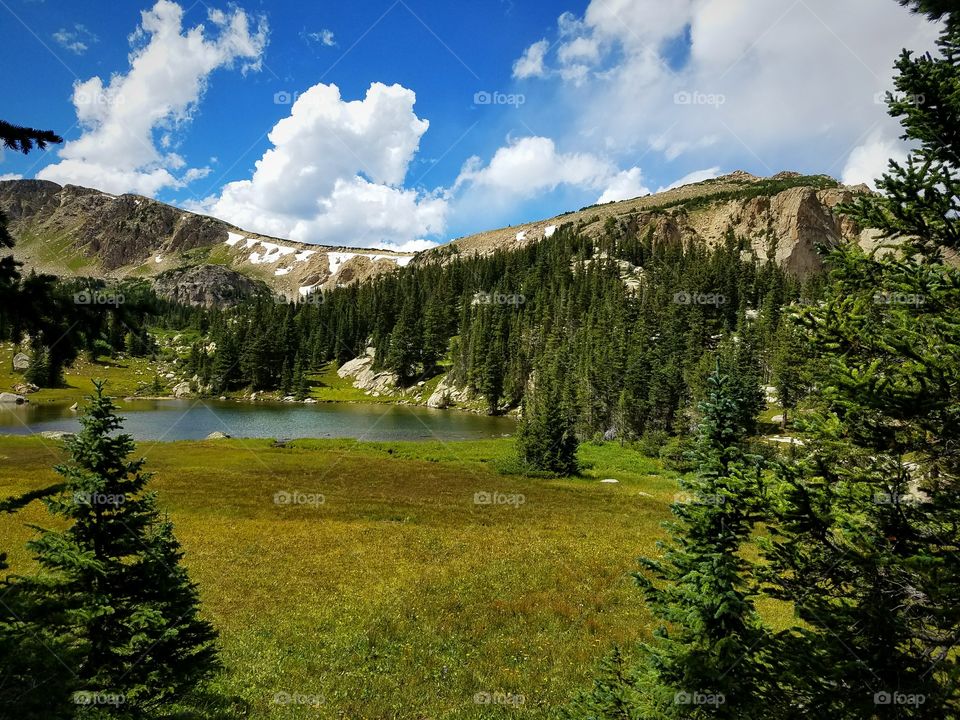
[425,171,875,276]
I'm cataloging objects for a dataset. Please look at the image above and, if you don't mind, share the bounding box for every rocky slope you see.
[0,179,416,304]
[422,171,876,276]
[1,172,875,309]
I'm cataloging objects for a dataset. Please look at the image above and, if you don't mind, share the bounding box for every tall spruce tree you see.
[635,368,768,718]
[516,348,579,475]
[17,382,219,715]
[764,5,960,716]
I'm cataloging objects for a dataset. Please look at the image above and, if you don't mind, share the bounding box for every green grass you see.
[0,436,680,719]
[0,343,165,403]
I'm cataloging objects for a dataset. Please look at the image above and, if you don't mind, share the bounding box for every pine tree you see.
[628,368,769,719]
[516,350,579,475]
[18,381,220,714]
[765,7,960,716]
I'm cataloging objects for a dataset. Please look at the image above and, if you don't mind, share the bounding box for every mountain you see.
[426,171,874,276]
[0,179,416,305]
[0,172,873,307]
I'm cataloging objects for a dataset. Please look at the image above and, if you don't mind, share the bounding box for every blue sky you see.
[0,0,942,250]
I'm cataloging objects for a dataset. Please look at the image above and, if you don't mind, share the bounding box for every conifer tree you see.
[516,349,579,475]
[630,368,769,718]
[765,6,960,715]
[18,381,219,714]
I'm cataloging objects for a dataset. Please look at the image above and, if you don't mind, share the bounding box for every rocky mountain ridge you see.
[1,171,875,307]
[0,179,416,305]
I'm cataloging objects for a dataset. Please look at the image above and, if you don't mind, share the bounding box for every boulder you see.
[172,381,191,398]
[303,398,317,404]
[426,374,470,409]
[12,352,30,371]
[337,349,398,395]
[0,392,26,404]
[40,431,75,441]
[69,402,79,411]
[12,383,39,394]
[205,431,231,440]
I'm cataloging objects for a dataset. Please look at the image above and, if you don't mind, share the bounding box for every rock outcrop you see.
[153,265,269,308]
[337,348,398,394]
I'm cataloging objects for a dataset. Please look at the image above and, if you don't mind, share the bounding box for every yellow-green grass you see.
[0,436,680,719]
[1,343,162,403]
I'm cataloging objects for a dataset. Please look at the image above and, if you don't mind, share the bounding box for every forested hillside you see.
[188,219,811,446]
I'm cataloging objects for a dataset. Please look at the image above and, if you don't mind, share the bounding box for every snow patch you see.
[544,225,557,238]
[294,250,316,262]
[327,252,358,275]
[154,256,163,264]
[274,267,292,276]
[225,232,244,247]
[516,231,527,242]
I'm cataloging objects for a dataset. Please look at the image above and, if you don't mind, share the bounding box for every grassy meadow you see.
[0,435,681,719]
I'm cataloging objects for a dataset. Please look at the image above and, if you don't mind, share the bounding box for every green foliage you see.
[762,9,960,717]
[13,381,219,716]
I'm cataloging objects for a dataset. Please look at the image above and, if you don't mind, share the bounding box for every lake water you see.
[0,399,516,442]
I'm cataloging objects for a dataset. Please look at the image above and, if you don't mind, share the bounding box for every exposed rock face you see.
[153,265,268,308]
[426,374,470,409]
[429,172,874,276]
[172,381,191,398]
[337,348,398,394]
[12,352,30,371]
[205,431,231,440]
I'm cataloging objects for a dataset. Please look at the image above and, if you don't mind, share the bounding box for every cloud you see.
[597,167,649,203]
[513,39,549,79]
[52,24,98,54]
[454,136,620,199]
[306,29,336,47]
[513,0,939,173]
[841,131,907,189]
[195,82,446,250]
[656,166,722,193]
[38,0,267,196]
[0,173,24,181]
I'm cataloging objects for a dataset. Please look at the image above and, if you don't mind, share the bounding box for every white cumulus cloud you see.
[841,131,908,189]
[195,82,446,250]
[513,39,549,79]
[38,0,267,196]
